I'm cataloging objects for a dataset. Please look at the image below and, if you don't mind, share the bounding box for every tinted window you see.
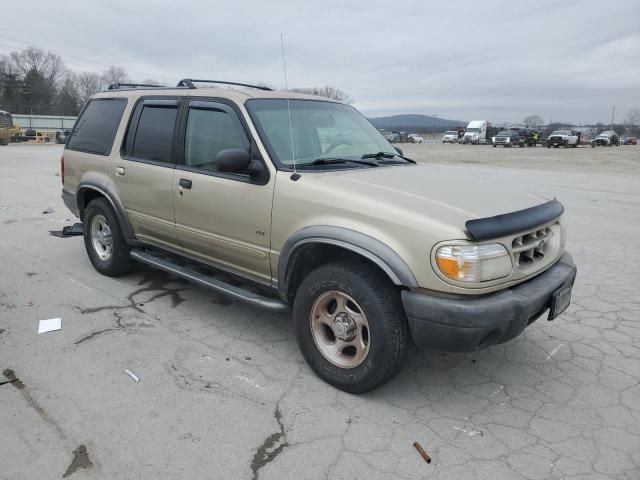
[130,105,178,163]
[184,107,247,172]
[67,99,126,155]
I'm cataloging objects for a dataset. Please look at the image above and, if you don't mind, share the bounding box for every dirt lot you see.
[1,143,639,480]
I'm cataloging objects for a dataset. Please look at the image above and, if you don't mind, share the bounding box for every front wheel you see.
[83,198,134,276]
[292,262,409,393]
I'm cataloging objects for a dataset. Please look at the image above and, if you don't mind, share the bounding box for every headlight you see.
[435,244,512,283]
[506,137,511,142]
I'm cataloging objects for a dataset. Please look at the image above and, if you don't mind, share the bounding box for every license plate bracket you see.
[548,284,572,320]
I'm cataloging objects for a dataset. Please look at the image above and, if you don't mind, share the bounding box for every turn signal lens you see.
[435,244,512,283]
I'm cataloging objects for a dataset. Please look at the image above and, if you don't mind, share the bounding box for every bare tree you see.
[624,108,640,127]
[292,86,353,103]
[77,72,104,103]
[523,115,544,127]
[56,70,81,114]
[9,47,63,84]
[101,66,130,87]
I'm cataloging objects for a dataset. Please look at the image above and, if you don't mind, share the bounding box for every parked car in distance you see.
[61,79,576,393]
[547,130,580,148]
[493,130,525,148]
[623,136,637,145]
[442,130,459,143]
[591,130,620,147]
[407,133,423,143]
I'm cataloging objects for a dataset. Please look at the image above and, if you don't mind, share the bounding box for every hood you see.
[310,164,548,235]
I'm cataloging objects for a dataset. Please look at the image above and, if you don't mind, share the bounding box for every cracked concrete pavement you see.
[1,143,639,479]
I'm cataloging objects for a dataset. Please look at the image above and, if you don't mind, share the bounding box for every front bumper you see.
[402,253,576,352]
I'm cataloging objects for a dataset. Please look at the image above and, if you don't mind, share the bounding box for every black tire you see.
[83,198,134,276]
[0,137,9,146]
[292,261,409,393]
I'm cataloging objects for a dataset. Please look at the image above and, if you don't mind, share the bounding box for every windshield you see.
[497,130,513,136]
[551,130,571,136]
[246,99,396,167]
[466,128,480,133]
[444,131,457,135]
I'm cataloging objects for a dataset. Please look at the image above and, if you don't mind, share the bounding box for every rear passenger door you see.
[173,100,273,284]
[114,98,181,250]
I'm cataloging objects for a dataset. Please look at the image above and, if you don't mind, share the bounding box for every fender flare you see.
[77,181,137,244]
[278,226,419,297]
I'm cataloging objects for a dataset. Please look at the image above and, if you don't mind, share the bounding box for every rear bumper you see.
[62,189,79,217]
[402,253,577,352]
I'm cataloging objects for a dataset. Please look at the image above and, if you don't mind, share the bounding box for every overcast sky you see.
[3,0,639,124]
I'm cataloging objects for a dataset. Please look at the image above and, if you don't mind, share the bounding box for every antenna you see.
[280,33,296,175]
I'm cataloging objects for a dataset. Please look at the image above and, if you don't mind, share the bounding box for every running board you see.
[130,249,287,312]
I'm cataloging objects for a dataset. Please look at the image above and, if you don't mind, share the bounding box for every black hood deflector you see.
[465,199,564,241]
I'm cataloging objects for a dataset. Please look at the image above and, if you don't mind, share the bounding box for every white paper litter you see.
[38,318,62,334]
[124,369,140,383]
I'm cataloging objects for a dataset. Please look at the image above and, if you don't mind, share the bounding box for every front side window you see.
[184,106,248,172]
[67,98,127,155]
[246,99,396,168]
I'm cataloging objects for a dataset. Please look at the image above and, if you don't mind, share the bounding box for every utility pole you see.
[610,105,615,131]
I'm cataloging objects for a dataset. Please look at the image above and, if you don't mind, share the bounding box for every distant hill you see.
[368,114,465,132]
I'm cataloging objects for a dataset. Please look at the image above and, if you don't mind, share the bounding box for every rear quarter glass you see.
[67,98,127,155]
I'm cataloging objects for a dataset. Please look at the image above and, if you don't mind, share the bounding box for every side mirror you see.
[216,148,251,173]
[393,146,404,156]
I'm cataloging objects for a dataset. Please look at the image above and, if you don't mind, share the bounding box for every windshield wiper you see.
[361,152,416,164]
[361,151,396,159]
[295,157,378,168]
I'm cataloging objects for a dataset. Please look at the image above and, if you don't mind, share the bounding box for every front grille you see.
[511,225,556,268]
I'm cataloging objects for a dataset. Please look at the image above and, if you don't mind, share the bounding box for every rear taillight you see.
[60,155,64,185]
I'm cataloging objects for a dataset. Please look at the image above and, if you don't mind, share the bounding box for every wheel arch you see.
[77,182,137,244]
[278,226,418,303]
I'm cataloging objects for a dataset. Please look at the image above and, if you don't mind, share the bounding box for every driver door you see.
[173,100,274,284]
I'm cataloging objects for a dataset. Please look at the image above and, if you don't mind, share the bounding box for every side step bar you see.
[130,249,288,312]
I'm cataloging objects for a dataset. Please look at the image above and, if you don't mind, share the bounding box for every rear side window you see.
[123,101,178,163]
[67,99,127,155]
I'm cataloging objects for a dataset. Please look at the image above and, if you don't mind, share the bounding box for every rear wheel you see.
[292,261,409,393]
[0,137,9,146]
[83,198,134,276]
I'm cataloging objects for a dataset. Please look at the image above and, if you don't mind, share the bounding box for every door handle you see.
[178,178,192,189]
[115,166,125,176]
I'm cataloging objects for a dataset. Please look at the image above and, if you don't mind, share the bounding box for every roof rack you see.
[107,83,165,90]
[176,79,273,91]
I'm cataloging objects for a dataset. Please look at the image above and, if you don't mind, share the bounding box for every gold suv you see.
[61,79,577,392]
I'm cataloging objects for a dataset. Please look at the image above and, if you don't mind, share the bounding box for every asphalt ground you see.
[1,142,638,479]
